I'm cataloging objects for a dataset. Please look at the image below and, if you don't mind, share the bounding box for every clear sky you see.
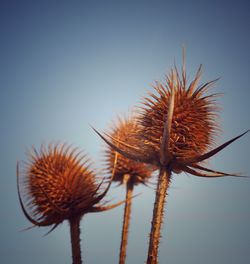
[1,1,250,263]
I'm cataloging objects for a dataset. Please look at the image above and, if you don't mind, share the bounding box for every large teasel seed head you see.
[93,57,248,177]
[17,143,121,230]
[104,116,154,185]
[138,64,219,164]
[134,62,248,175]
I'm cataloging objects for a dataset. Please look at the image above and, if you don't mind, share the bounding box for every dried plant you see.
[104,116,154,264]
[93,55,249,263]
[17,143,124,264]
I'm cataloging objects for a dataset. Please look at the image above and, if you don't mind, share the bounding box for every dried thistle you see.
[93,54,249,264]
[104,116,154,264]
[17,143,123,264]
[105,115,153,185]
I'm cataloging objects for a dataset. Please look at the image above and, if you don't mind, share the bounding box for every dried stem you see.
[119,176,134,264]
[69,216,82,264]
[147,168,170,264]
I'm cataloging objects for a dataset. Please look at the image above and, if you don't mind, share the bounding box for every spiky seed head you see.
[137,65,219,165]
[19,144,103,226]
[105,116,154,185]
[93,58,248,178]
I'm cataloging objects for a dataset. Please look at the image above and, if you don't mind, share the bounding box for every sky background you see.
[1,1,250,263]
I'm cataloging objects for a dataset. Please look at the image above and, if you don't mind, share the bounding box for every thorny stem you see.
[69,216,82,264]
[147,168,170,264]
[119,176,134,264]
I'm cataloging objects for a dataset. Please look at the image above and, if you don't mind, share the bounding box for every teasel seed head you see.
[137,65,220,165]
[104,116,154,185]
[93,59,249,177]
[17,143,124,231]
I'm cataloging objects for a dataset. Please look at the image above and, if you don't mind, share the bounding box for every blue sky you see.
[1,1,250,263]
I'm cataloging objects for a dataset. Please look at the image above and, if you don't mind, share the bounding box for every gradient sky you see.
[1,1,250,263]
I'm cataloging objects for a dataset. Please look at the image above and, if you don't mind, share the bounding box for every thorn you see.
[179,130,250,165]
[189,164,240,176]
[43,223,60,236]
[181,165,246,178]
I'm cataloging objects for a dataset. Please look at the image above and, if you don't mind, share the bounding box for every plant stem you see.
[147,168,170,264]
[69,216,82,264]
[119,179,134,264]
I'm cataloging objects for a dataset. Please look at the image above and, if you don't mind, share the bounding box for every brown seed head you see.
[17,144,112,228]
[137,65,219,165]
[105,116,154,185]
[93,58,248,178]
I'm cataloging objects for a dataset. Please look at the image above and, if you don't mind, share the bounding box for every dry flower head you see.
[94,59,248,177]
[17,143,124,232]
[104,116,154,185]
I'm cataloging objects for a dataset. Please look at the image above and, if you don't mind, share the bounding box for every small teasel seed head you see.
[105,116,154,185]
[18,143,103,226]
